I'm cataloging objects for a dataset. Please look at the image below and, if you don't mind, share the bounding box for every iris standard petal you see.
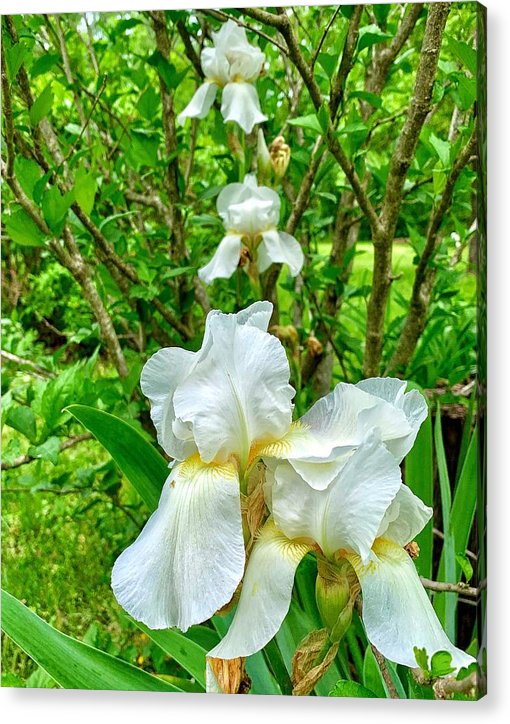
[271,435,402,561]
[198,234,243,285]
[111,456,244,631]
[347,538,475,671]
[177,82,218,123]
[173,314,294,465]
[221,82,267,134]
[140,347,197,460]
[356,377,428,461]
[258,230,304,276]
[208,519,311,659]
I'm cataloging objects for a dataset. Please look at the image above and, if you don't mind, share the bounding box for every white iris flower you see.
[111,301,295,631]
[199,175,304,285]
[178,19,267,134]
[209,380,475,674]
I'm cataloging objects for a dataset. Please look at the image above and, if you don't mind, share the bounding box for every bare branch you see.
[1,434,92,470]
[420,577,479,598]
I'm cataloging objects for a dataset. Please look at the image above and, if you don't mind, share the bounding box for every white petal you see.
[111,457,244,631]
[347,539,475,671]
[208,519,310,659]
[277,382,415,490]
[201,48,230,85]
[356,378,428,461]
[221,82,267,134]
[212,20,265,83]
[258,230,304,276]
[198,234,243,285]
[173,315,294,465]
[272,436,402,561]
[178,82,218,122]
[140,347,197,460]
[226,198,278,238]
[376,484,432,545]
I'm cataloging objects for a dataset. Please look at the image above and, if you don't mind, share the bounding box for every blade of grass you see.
[433,404,457,639]
[455,393,475,486]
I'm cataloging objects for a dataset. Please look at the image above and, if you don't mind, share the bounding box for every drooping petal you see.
[208,519,310,659]
[258,230,304,276]
[140,347,197,460]
[177,82,218,123]
[376,484,432,546]
[347,538,475,671]
[221,82,267,134]
[111,456,244,631]
[271,435,402,561]
[356,377,428,461]
[198,234,243,285]
[173,313,294,465]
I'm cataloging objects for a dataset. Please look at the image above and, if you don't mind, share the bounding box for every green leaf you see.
[6,42,29,81]
[288,114,323,134]
[357,24,393,53]
[329,679,377,697]
[137,86,160,120]
[1,590,182,692]
[42,186,74,234]
[147,51,188,90]
[14,156,42,199]
[413,646,430,675]
[28,436,61,465]
[434,405,457,639]
[74,167,97,215]
[133,622,206,688]
[29,84,54,125]
[456,75,476,111]
[5,405,37,442]
[447,36,477,76]
[430,650,455,678]
[66,405,168,511]
[31,53,61,78]
[317,51,338,79]
[363,646,387,697]
[428,132,451,167]
[5,207,46,247]
[349,90,383,109]
[455,552,473,583]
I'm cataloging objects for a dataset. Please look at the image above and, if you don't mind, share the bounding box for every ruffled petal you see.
[178,82,218,123]
[111,456,244,631]
[356,378,428,461]
[271,435,402,561]
[347,538,475,671]
[376,484,432,546]
[173,313,294,465]
[221,82,267,134]
[198,234,243,285]
[258,230,304,276]
[208,519,310,659]
[140,347,197,460]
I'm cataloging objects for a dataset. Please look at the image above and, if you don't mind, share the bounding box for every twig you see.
[371,644,400,699]
[200,8,289,56]
[1,434,92,470]
[1,350,55,379]
[420,577,478,598]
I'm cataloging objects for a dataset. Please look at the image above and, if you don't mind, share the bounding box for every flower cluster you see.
[112,301,474,691]
[179,19,303,284]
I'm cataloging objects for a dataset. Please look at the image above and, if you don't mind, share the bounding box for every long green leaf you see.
[1,590,181,692]
[405,411,434,577]
[67,405,168,511]
[433,406,456,639]
[133,621,207,688]
[434,429,478,623]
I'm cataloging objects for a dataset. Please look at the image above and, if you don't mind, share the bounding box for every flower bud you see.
[315,559,355,643]
[269,135,291,178]
[257,129,272,183]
